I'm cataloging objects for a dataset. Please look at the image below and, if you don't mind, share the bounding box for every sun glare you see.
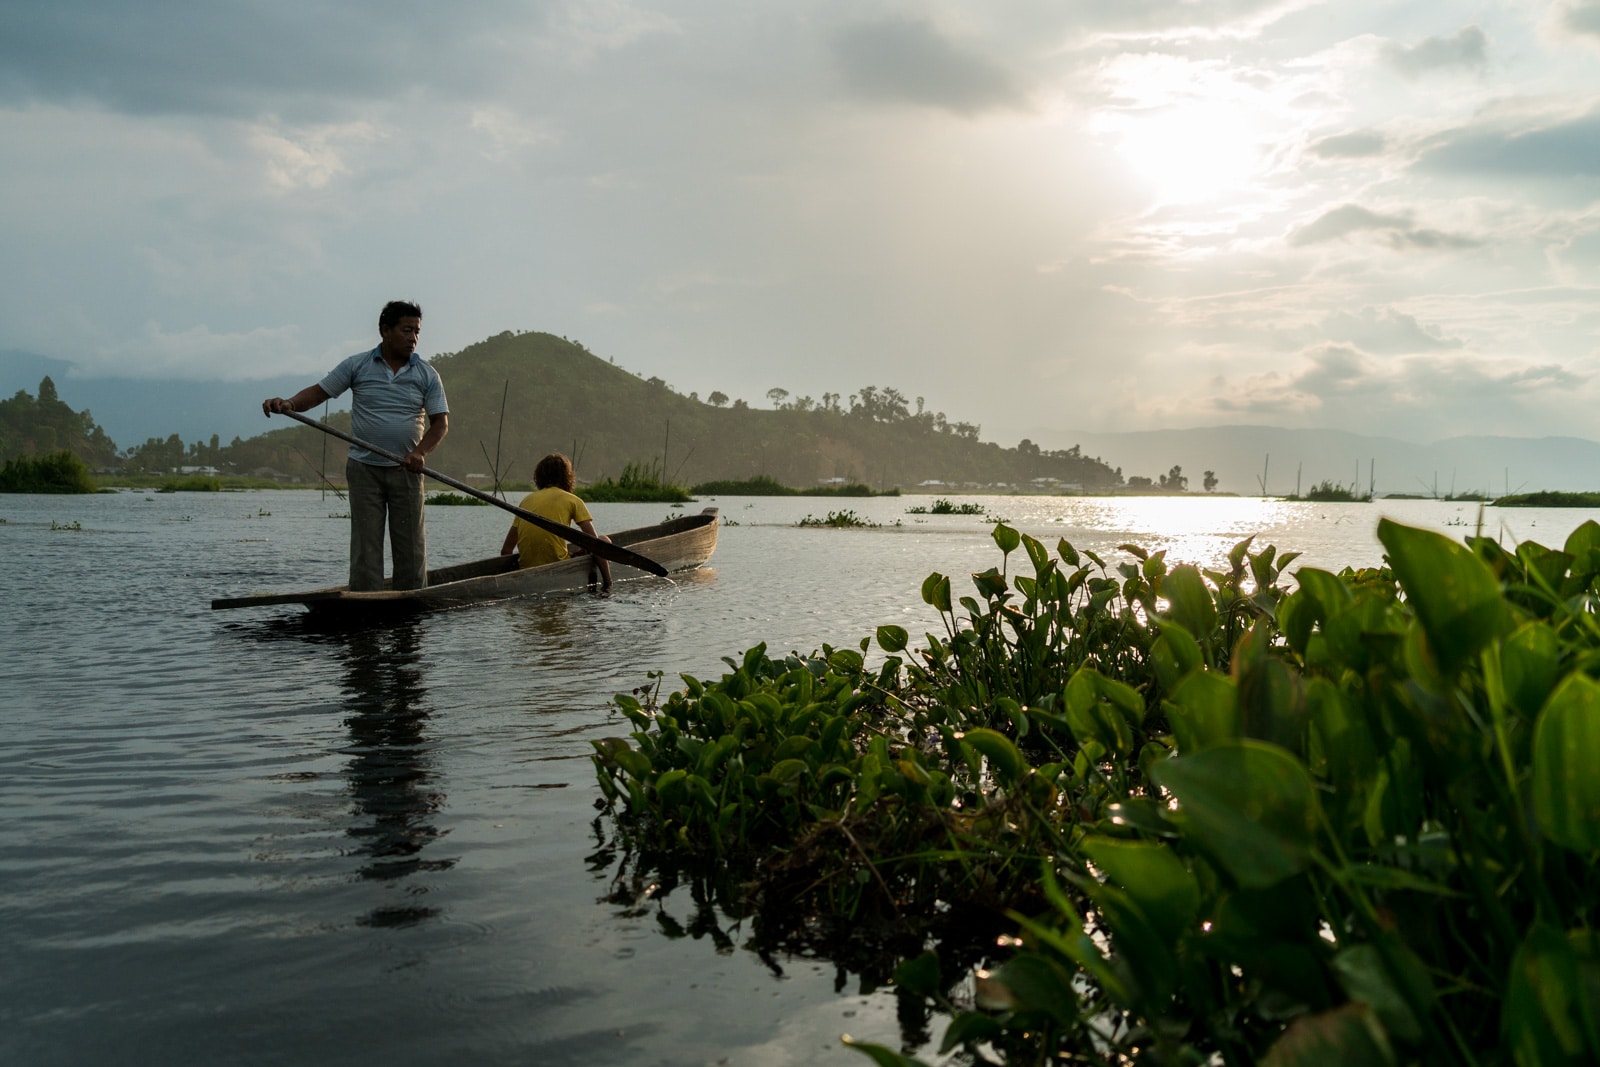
[1107,103,1264,203]
[1091,54,1274,205]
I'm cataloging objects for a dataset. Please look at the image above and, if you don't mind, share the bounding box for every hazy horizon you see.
[4,2,1598,449]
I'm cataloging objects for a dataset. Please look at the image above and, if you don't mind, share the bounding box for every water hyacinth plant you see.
[592,519,1600,1066]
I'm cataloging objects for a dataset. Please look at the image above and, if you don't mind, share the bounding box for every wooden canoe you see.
[212,507,718,615]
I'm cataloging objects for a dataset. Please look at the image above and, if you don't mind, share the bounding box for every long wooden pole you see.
[277,410,667,576]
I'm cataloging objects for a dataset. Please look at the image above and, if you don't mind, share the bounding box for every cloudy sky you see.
[3,0,1598,448]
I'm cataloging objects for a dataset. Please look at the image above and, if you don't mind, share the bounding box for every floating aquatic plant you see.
[593,519,1600,1066]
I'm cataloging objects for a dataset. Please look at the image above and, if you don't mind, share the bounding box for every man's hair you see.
[534,453,576,492]
[379,300,423,330]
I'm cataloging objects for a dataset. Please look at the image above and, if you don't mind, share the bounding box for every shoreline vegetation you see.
[690,474,895,497]
[0,450,97,493]
[593,519,1600,1065]
[1495,490,1600,507]
[1283,479,1372,502]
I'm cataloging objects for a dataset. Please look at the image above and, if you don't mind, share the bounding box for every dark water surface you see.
[2,490,1588,1065]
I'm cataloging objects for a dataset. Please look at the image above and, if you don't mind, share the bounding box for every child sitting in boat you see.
[500,453,612,589]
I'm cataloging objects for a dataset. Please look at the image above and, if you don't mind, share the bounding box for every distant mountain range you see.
[6,346,1598,493]
[1029,425,1600,496]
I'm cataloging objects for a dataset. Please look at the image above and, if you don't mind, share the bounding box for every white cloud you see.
[249,121,380,191]
[73,322,316,382]
[830,15,1029,115]
[469,107,558,160]
[1288,204,1480,249]
[1557,1,1600,42]
[1379,26,1489,80]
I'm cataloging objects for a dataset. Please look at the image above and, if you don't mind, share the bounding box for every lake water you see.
[3,489,1591,1066]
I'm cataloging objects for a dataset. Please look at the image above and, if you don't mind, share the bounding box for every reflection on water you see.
[506,594,580,646]
[335,621,456,928]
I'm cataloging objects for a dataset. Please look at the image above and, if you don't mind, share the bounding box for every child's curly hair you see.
[534,453,576,492]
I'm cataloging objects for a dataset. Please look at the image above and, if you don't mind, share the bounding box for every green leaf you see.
[1502,622,1563,721]
[938,1012,1003,1054]
[1081,836,1199,944]
[1166,671,1241,754]
[921,572,952,612]
[1532,673,1600,852]
[1279,590,1315,656]
[1504,923,1596,1064]
[1162,564,1217,639]
[839,1037,928,1067]
[1229,535,1254,573]
[875,624,909,653]
[1235,619,1307,753]
[1307,678,1375,794]
[992,523,1021,555]
[1065,668,1141,754]
[1249,543,1281,593]
[1152,624,1204,691]
[1377,519,1506,675]
[962,727,1027,782]
[972,568,1008,599]
[1563,519,1600,559]
[1023,532,1050,573]
[655,767,688,806]
[1260,1002,1394,1066]
[766,759,810,785]
[979,954,1080,1025]
[1152,740,1318,889]
[1332,943,1434,1045]
[1290,566,1354,628]
[892,950,942,998]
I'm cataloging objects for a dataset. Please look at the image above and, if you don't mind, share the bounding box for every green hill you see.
[436,332,1125,490]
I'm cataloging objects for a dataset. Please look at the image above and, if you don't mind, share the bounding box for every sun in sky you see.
[1089,52,1286,206]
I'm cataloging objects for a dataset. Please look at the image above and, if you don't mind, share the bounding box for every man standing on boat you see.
[261,301,449,591]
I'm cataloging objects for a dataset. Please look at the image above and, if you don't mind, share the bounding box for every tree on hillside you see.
[0,377,121,468]
[127,434,186,472]
[851,385,911,423]
[767,387,789,409]
[708,391,728,407]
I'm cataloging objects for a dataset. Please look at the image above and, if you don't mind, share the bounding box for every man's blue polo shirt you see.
[319,346,449,467]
